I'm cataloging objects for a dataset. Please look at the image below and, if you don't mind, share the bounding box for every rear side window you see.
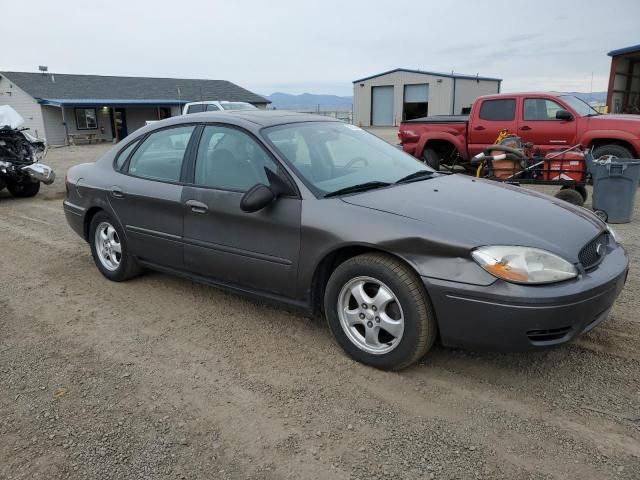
[479,99,516,121]
[186,104,205,114]
[206,104,221,111]
[114,140,140,170]
[127,126,195,182]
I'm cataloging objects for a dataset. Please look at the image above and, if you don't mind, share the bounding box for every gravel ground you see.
[1,142,639,479]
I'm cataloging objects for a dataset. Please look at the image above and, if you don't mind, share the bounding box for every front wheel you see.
[89,212,141,281]
[592,144,633,160]
[7,180,40,198]
[324,253,437,370]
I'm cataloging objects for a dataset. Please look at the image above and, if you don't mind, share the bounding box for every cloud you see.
[1,0,638,96]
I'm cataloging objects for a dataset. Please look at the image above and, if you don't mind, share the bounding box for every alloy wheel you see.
[94,221,122,271]
[337,276,404,355]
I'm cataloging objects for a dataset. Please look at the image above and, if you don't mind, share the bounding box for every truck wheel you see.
[592,144,633,160]
[7,181,40,198]
[555,188,584,206]
[422,148,441,171]
[324,253,438,370]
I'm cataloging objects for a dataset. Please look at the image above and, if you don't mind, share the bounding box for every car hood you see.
[340,175,604,262]
[584,113,640,128]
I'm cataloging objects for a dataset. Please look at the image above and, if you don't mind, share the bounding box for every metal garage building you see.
[607,44,640,114]
[352,68,502,127]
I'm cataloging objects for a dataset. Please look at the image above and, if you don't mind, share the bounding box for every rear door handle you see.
[473,126,486,131]
[110,187,124,198]
[186,199,208,214]
[519,125,531,131]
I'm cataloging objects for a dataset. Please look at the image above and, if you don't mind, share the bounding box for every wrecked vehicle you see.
[0,105,55,198]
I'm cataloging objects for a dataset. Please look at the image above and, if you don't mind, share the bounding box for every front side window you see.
[478,99,516,121]
[206,104,221,111]
[264,122,430,196]
[75,108,98,129]
[194,125,279,191]
[114,139,140,170]
[127,126,195,182]
[523,98,564,121]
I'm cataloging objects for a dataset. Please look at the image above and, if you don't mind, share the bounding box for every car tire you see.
[554,187,584,206]
[422,148,441,171]
[89,212,141,282]
[7,180,40,198]
[324,253,437,370]
[592,144,633,160]
[561,184,588,202]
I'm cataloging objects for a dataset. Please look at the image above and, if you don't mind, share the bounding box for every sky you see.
[2,0,639,97]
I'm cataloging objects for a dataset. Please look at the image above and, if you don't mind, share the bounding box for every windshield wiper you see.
[324,181,391,198]
[395,170,438,184]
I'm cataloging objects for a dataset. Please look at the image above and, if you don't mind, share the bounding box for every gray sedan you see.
[63,111,628,370]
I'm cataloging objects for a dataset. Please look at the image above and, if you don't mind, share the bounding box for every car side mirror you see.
[556,109,573,121]
[240,184,276,213]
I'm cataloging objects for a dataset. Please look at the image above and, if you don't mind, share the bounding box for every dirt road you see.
[1,144,639,479]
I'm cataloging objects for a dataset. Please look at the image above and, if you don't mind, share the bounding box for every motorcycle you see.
[0,105,55,198]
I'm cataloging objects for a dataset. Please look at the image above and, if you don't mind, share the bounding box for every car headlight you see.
[471,246,578,284]
[607,225,620,244]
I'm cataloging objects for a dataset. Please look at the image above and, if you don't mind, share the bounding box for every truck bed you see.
[403,115,469,124]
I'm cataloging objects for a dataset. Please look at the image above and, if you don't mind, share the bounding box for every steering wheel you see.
[344,156,369,169]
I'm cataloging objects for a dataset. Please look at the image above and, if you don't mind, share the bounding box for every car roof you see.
[476,91,567,101]
[157,110,340,129]
[185,100,252,105]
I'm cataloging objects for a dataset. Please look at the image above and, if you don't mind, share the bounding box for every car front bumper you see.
[423,245,629,351]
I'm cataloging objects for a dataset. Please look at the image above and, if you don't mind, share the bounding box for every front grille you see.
[527,326,572,343]
[579,233,608,270]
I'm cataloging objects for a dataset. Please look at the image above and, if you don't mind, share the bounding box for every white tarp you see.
[0,105,24,129]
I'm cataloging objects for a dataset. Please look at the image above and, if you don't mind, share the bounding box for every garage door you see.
[404,84,429,103]
[371,86,394,126]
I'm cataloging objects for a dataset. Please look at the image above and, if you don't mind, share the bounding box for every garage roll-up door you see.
[404,84,429,103]
[371,86,394,126]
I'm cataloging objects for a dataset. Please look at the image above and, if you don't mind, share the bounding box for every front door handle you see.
[519,125,531,131]
[474,125,486,131]
[110,187,124,198]
[186,199,208,214]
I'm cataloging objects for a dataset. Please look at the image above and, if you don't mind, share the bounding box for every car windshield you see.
[263,122,433,196]
[220,102,257,111]
[559,95,599,116]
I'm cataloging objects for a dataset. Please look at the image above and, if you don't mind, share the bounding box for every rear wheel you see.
[7,180,40,198]
[555,187,584,206]
[422,148,441,171]
[89,212,141,281]
[592,144,633,160]
[324,253,437,370]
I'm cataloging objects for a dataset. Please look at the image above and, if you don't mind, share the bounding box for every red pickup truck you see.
[398,92,640,170]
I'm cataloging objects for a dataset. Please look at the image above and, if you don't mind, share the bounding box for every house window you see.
[75,108,98,130]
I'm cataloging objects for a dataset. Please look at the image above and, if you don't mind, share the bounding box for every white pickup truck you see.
[182,101,257,114]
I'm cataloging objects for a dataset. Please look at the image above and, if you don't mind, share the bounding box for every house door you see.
[112,108,128,141]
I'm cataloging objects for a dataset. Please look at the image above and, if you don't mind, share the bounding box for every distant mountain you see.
[565,91,607,104]
[265,92,352,110]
